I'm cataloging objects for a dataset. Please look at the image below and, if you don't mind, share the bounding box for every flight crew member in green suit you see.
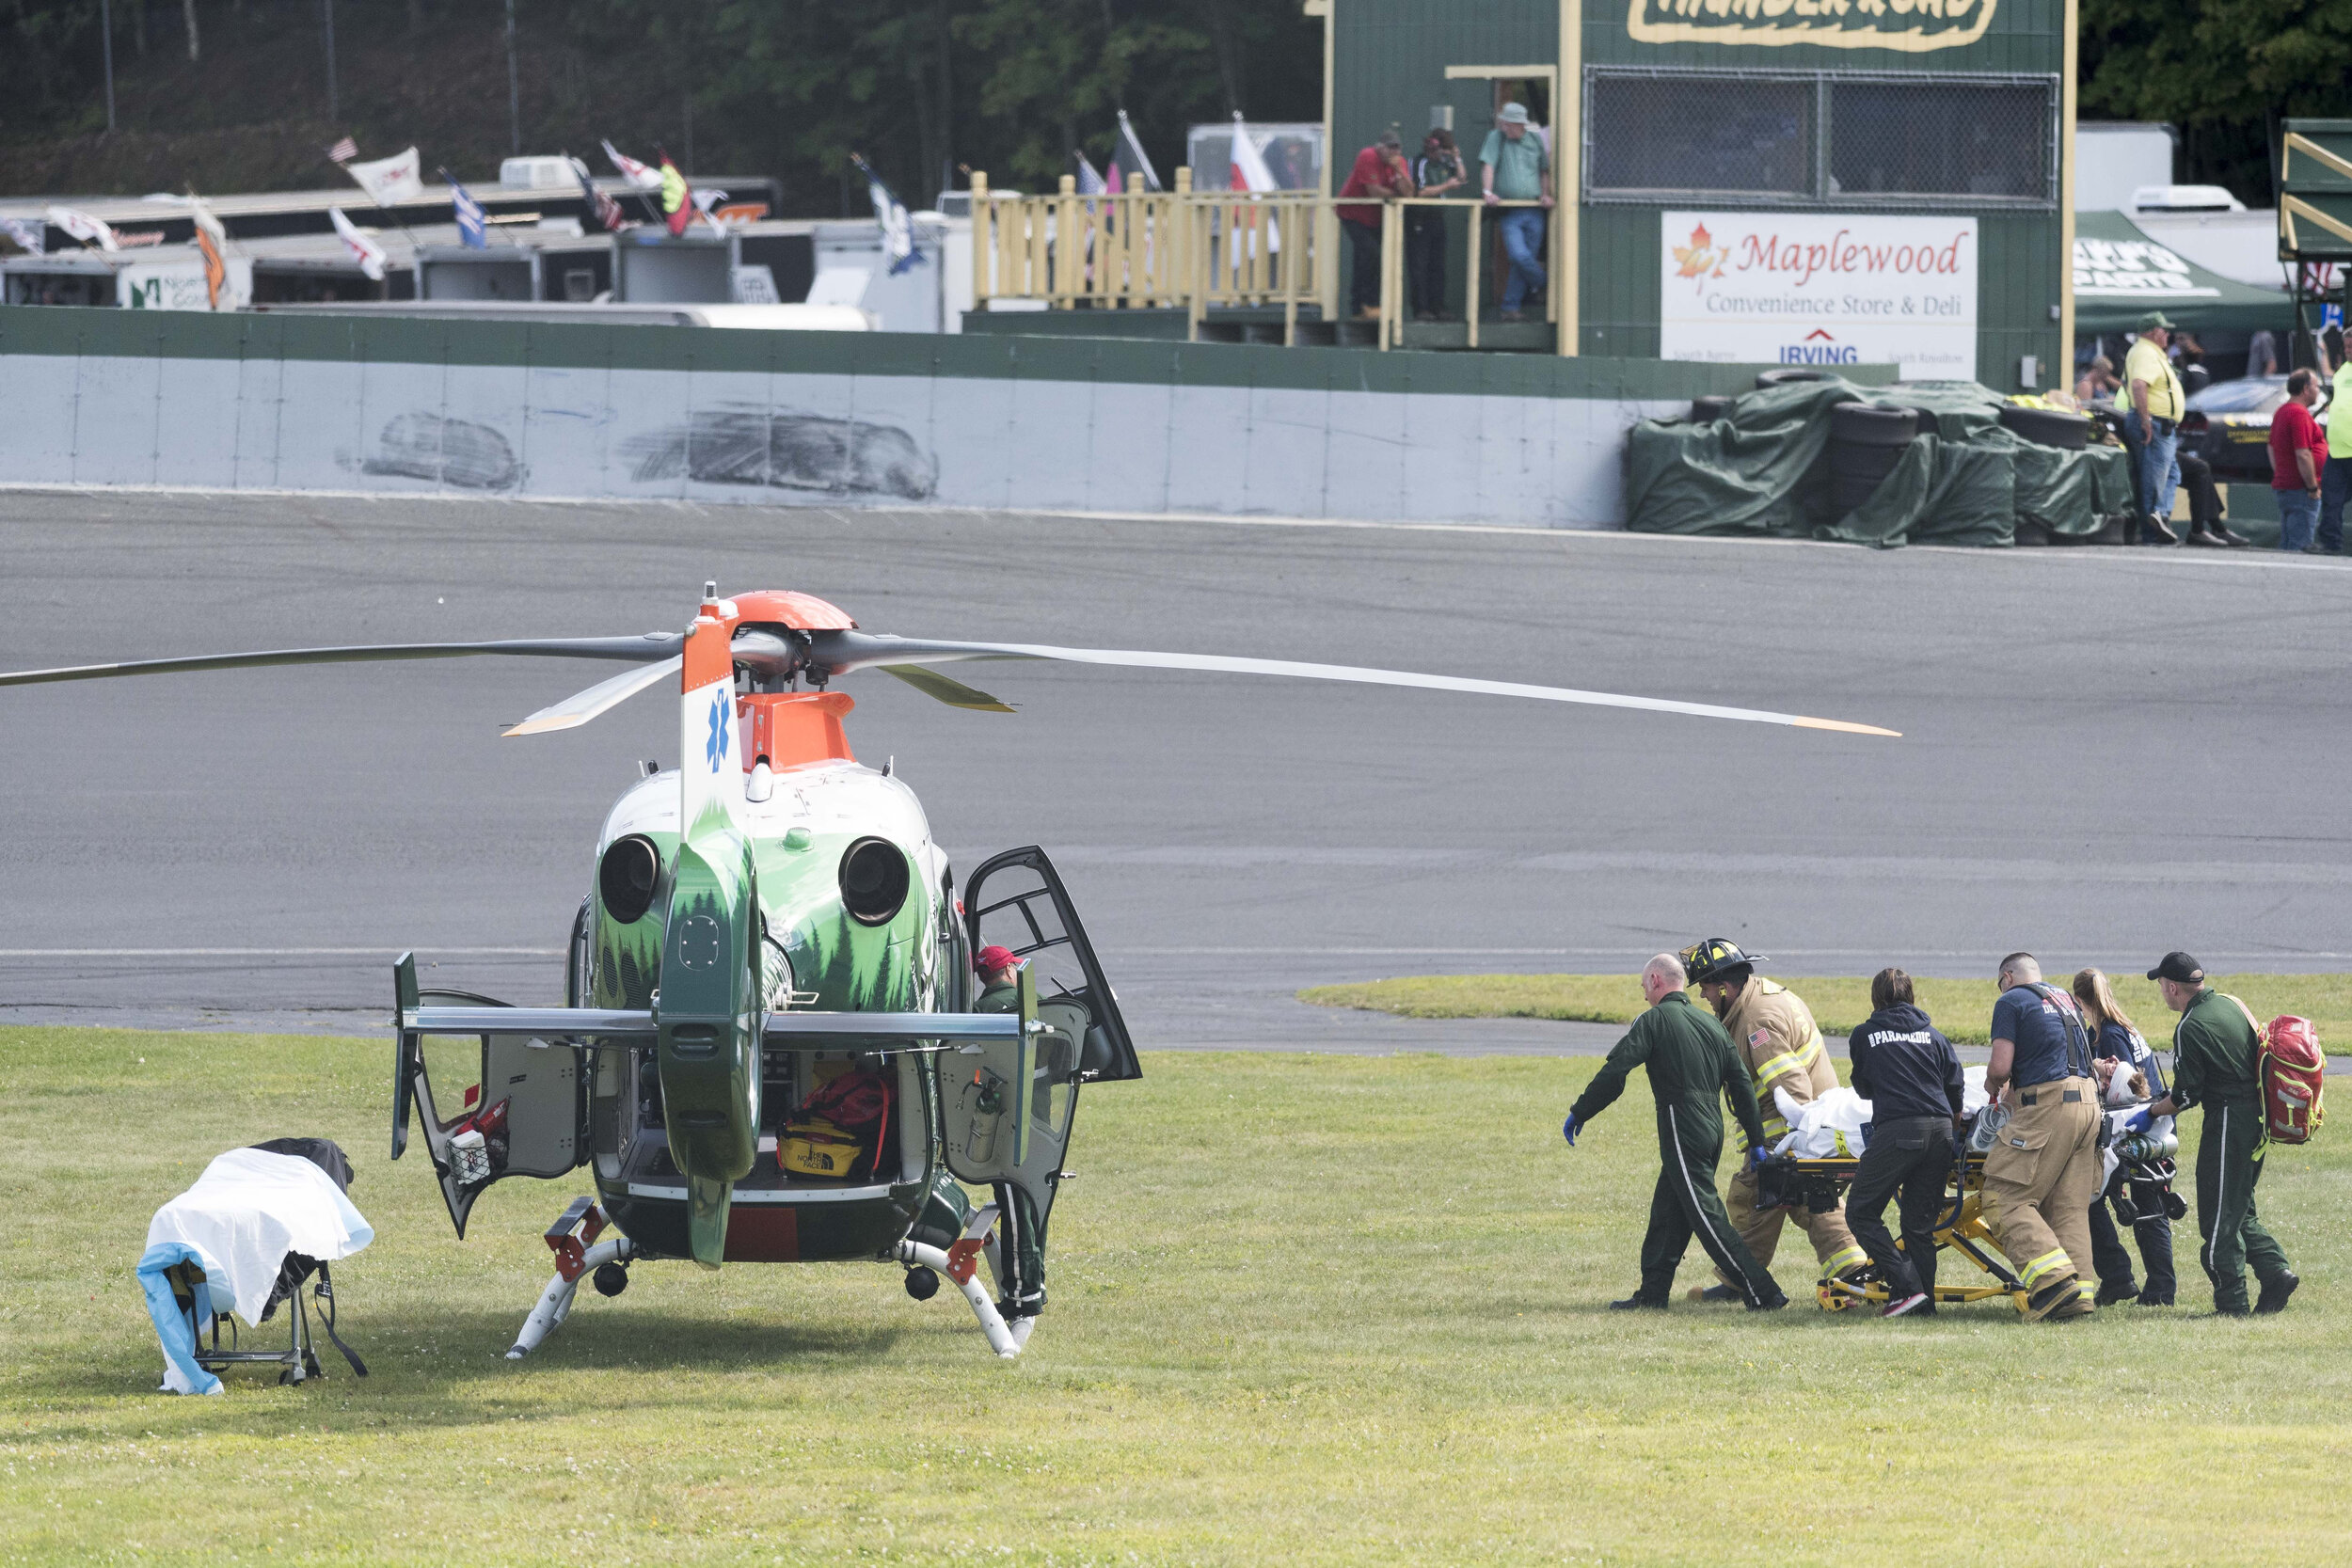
[1562,953,1789,1311]
[973,943,1048,1320]
[2133,951,2298,1316]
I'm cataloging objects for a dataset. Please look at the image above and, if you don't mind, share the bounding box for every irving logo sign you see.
[1660,212,1979,380]
[1628,0,1998,51]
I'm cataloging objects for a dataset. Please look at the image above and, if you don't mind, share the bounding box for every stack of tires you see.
[1995,403,2091,451]
[1828,403,1920,517]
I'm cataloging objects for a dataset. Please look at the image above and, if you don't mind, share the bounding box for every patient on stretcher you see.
[1772,1066,1998,1161]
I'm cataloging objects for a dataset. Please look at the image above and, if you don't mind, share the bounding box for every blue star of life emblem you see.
[706,690,730,773]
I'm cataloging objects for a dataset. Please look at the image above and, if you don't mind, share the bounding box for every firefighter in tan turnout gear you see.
[1682,940,1868,1302]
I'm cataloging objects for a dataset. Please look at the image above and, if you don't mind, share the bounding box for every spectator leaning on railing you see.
[1479,103,1552,323]
[1407,128,1465,322]
[2271,369,2328,553]
[1336,128,1414,323]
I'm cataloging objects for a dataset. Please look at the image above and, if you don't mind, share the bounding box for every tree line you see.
[3,1,2346,210]
[0,0,1320,213]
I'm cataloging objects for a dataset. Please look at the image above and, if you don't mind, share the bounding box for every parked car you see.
[2179,374,2327,483]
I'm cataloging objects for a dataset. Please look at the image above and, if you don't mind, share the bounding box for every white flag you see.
[602,139,665,191]
[1224,114,1280,269]
[329,206,388,281]
[343,147,426,206]
[47,205,119,252]
[1228,113,1279,193]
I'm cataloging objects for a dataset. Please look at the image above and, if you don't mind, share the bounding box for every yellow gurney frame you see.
[1767,1149,2035,1315]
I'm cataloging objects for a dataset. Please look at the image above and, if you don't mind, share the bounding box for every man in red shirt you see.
[1336,129,1412,322]
[2271,369,2328,553]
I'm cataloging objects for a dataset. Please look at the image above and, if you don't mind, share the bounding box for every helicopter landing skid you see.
[509,1234,639,1359]
[898,1204,1029,1358]
[509,1198,640,1360]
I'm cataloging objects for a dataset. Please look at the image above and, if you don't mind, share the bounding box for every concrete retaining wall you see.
[0,307,1884,527]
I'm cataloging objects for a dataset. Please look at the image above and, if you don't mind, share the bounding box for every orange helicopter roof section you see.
[732,591,856,630]
[744,690,857,770]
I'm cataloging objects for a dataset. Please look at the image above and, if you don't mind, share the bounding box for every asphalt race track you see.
[6,488,2352,1054]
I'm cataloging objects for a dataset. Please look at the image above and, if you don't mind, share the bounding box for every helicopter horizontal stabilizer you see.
[393,1001,1025,1047]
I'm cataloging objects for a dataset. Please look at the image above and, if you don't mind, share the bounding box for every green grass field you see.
[1300,972,2352,1050]
[5,1025,2349,1564]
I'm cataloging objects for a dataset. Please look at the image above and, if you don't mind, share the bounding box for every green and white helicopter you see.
[1,583,1893,1358]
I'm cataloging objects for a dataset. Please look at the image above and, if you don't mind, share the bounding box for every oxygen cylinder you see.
[2115,1130,2178,1165]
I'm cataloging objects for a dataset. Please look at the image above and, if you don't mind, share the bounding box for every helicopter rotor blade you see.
[877,663,1017,713]
[809,631,1899,736]
[0,634,685,689]
[503,655,686,736]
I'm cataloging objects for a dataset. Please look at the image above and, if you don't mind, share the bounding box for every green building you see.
[1314,0,2075,388]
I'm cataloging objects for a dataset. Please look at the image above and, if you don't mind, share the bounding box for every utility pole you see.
[100,0,117,133]
[323,0,338,122]
[506,0,521,156]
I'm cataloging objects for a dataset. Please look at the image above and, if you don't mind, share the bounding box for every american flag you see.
[326,136,358,165]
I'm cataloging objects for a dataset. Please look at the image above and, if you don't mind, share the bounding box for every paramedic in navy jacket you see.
[1845,969,1965,1318]
[2074,968,2177,1306]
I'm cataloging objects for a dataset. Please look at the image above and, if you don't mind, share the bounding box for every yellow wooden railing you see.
[969,167,1558,351]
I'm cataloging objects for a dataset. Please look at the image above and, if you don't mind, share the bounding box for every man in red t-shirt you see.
[2270,369,2328,552]
[1336,129,1412,321]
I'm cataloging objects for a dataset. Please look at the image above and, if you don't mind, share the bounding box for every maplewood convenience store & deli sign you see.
[1660,212,1979,379]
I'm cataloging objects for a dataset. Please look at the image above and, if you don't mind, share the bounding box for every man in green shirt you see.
[1563,953,1788,1311]
[1478,102,1553,322]
[2316,346,2352,553]
[2135,951,2297,1315]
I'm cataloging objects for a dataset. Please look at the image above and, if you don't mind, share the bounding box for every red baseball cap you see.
[976,945,1021,974]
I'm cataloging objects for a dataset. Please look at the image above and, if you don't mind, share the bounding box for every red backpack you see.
[2251,1010,2326,1146]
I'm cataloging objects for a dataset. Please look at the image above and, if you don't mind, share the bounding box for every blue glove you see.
[2122,1108,2153,1133]
[1562,1114,1581,1147]
[1749,1145,1771,1171]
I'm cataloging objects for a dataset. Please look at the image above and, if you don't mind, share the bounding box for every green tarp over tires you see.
[1625,377,2135,548]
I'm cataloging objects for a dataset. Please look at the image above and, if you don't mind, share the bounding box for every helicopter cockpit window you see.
[963,847,1141,1084]
[969,868,1089,1013]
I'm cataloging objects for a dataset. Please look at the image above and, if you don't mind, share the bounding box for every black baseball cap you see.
[2146,951,2204,984]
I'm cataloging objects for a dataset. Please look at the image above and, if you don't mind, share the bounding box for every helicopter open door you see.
[961,847,1140,1084]
[391,956,591,1239]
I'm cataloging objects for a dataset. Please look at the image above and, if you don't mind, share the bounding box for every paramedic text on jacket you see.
[1845,970,1965,1316]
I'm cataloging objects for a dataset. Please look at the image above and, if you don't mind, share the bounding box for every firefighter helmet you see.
[1681,937,1762,986]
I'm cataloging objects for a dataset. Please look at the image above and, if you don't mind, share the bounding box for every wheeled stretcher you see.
[1756,1122,2179,1315]
[1756,1147,2030,1312]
